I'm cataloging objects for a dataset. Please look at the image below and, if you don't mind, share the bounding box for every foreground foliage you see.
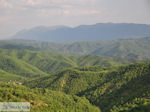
[0,83,100,112]
[25,63,150,112]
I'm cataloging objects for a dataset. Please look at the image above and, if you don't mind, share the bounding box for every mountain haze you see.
[11,23,150,42]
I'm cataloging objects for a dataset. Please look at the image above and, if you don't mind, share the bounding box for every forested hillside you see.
[0,49,126,76]
[0,83,100,112]
[25,63,150,112]
[0,70,25,82]
[0,55,47,78]
[0,37,150,61]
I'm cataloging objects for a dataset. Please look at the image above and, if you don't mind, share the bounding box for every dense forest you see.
[0,38,150,112]
[0,83,100,112]
[0,37,150,61]
[24,63,150,112]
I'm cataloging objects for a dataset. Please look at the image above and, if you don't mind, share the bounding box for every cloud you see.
[0,16,11,22]
[19,0,100,10]
[145,0,150,10]
[0,0,149,38]
[63,10,70,15]
[53,0,99,6]
[62,9,101,16]
[17,0,101,17]
[26,0,41,5]
[0,0,12,8]
[36,8,101,17]
[37,8,62,16]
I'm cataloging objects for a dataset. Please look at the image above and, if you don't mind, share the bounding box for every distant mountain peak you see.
[11,23,150,42]
[31,25,70,31]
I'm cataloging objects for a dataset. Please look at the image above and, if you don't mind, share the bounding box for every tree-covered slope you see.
[24,63,150,112]
[92,37,150,60]
[24,66,115,94]
[80,63,150,112]
[0,54,48,78]
[0,49,125,74]
[0,48,125,83]
[5,50,76,74]
[1,37,150,61]
[71,55,123,67]
[24,68,102,94]
[0,83,100,112]
[0,70,25,82]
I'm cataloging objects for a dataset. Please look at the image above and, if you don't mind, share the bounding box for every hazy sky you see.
[0,0,150,38]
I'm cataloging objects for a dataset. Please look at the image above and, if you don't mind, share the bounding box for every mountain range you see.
[11,23,150,42]
[0,23,150,112]
[1,37,150,61]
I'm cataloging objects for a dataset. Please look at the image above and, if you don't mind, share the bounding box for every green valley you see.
[0,38,150,112]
